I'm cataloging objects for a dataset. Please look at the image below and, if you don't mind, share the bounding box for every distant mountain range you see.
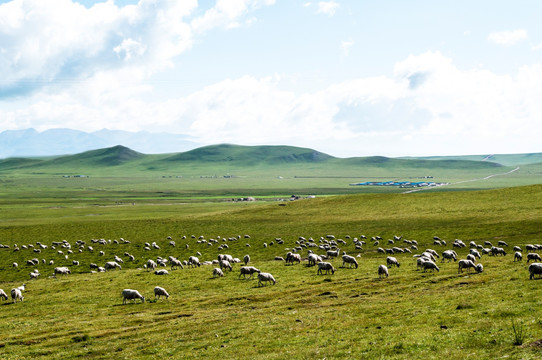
[3,143,539,177]
[0,128,200,158]
[1,129,542,171]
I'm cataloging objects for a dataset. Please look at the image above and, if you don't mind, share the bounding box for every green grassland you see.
[1,144,542,203]
[1,183,542,359]
[1,144,542,359]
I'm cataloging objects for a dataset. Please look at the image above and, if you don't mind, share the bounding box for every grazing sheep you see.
[213,268,224,277]
[243,254,250,265]
[326,248,340,258]
[0,289,8,301]
[317,262,336,275]
[420,252,437,263]
[442,250,458,262]
[54,266,71,276]
[497,240,509,247]
[154,269,169,275]
[378,264,389,278]
[475,263,484,273]
[422,260,440,272]
[12,262,18,268]
[458,259,476,273]
[466,254,477,263]
[154,286,169,299]
[169,257,184,270]
[219,259,233,271]
[257,272,276,286]
[527,253,542,263]
[425,249,440,258]
[146,259,157,271]
[11,288,23,303]
[104,261,122,271]
[513,246,522,252]
[29,270,40,279]
[528,263,542,280]
[514,252,523,262]
[491,247,506,256]
[239,266,261,279]
[386,256,400,268]
[285,252,302,265]
[188,256,201,268]
[469,249,482,259]
[308,253,322,266]
[122,289,145,304]
[342,254,358,268]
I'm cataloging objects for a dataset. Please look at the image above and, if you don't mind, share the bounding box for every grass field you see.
[1,182,542,359]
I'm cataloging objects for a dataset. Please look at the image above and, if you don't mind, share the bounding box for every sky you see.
[1,0,542,157]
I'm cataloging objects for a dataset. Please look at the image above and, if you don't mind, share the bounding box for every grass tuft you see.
[511,319,527,346]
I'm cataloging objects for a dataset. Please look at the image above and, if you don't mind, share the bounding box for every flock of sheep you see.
[1,233,542,305]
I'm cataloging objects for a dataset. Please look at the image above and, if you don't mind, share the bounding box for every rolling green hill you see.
[404,152,542,166]
[0,143,511,174]
[161,144,333,164]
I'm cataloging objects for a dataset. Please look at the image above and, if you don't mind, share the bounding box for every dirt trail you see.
[402,166,521,194]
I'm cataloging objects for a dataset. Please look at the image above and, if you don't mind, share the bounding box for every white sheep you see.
[219,259,233,271]
[213,268,224,277]
[342,254,358,269]
[146,259,157,271]
[122,289,145,304]
[0,289,8,301]
[317,262,335,275]
[466,254,477,263]
[527,253,542,263]
[528,263,542,280]
[286,252,301,265]
[491,247,506,256]
[458,259,476,273]
[469,249,481,259]
[188,256,201,268]
[104,261,122,271]
[422,260,440,272]
[154,286,169,299]
[386,256,400,268]
[239,266,260,279]
[378,264,389,278]
[307,253,322,266]
[11,288,24,303]
[257,272,276,286]
[243,254,250,265]
[442,250,457,262]
[54,267,71,276]
[154,269,169,275]
[169,257,184,270]
[514,251,523,262]
[475,263,484,273]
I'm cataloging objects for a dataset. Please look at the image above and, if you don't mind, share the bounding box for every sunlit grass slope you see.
[0,185,542,359]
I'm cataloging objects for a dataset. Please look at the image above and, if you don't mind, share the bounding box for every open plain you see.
[1,145,542,359]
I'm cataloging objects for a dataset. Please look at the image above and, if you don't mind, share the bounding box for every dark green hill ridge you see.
[162,144,333,165]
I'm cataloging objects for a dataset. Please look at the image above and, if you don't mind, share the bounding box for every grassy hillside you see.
[0,185,542,359]
[406,152,542,166]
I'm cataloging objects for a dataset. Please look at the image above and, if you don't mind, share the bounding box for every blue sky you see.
[1,0,542,157]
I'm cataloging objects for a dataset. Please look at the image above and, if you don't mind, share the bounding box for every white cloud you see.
[0,0,274,97]
[3,51,542,156]
[340,40,354,56]
[191,0,275,33]
[316,1,339,16]
[488,29,527,46]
